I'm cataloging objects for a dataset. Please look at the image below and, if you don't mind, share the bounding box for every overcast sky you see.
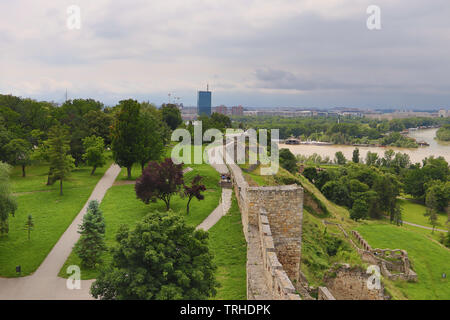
[1,0,450,109]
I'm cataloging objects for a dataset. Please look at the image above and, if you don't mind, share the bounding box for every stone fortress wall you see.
[219,136,415,300]
[227,159,303,299]
[222,136,303,299]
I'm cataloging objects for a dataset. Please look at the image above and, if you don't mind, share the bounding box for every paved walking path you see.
[196,189,232,231]
[196,146,232,231]
[0,145,232,300]
[0,164,122,300]
[402,220,448,233]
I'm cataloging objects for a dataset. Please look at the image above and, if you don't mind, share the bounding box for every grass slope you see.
[398,199,448,229]
[356,223,450,300]
[300,209,363,288]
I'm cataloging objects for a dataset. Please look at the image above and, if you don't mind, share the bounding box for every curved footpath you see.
[401,220,448,233]
[0,164,122,300]
[196,145,232,231]
[0,145,232,300]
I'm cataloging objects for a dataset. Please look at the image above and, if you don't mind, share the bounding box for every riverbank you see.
[280,128,450,164]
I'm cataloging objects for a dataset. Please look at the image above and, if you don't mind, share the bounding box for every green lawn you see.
[0,158,113,277]
[356,223,450,300]
[59,159,222,280]
[208,194,247,300]
[242,166,277,187]
[398,199,448,229]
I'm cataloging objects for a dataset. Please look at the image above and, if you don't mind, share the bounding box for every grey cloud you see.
[1,0,450,109]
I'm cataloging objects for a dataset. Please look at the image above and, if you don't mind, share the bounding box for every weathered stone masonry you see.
[249,186,303,282]
[227,158,303,300]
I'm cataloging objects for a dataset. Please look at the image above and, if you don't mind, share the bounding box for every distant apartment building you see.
[250,110,314,117]
[181,106,197,121]
[244,110,258,116]
[213,105,228,115]
[231,106,244,116]
[197,90,212,116]
[340,111,363,117]
[438,109,449,118]
[365,110,439,120]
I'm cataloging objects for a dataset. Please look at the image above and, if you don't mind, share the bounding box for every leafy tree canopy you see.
[90,211,219,300]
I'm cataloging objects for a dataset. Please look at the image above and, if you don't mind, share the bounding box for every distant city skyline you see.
[1,1,450,110]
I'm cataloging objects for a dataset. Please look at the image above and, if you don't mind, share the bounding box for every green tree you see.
[111,99,142,179]
[422,156,449,182]
[4,138,32,177]
[403,156,449,200]
[161,104,182,130]
[334,151,347,165]
[302,167,318,183]
[90,211,219,300]
[350,198,367,221]
[425,180,449,212]
[24,214,34,240]
[0,124,13,163]
[381,149,396,167]
[141,102,171,145]
[47,125,75,195]
[279,148,298,173]
[358,190,380,219]
[83,110,113,146]
[352,148,360,163]
[56,99,104,166]
[321,180,351,207]
[56,99,105,166]
[403,167,427,199]
[445,227,450,248]
[391,203,403,226]
[211,112,232,129]
[137,112,164,172]
[373,173,401,221]
[0,162,17,235]
[82,136,106,175]
[436,124,450,141]
[424,206,438,234]
[365,151,379,166]
[74,200,106,268]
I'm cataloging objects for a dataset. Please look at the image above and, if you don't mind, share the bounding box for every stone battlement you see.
[227,160,303,300]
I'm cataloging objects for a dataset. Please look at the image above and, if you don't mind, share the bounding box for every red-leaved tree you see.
[184,175,206,215]
[135,158,184,211]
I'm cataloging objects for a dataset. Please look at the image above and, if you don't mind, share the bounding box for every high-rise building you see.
[197,89,212,116]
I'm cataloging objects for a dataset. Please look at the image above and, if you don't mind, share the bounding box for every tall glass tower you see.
[197,89,212,116]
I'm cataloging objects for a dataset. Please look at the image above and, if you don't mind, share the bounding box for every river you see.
[278,128,450,164]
